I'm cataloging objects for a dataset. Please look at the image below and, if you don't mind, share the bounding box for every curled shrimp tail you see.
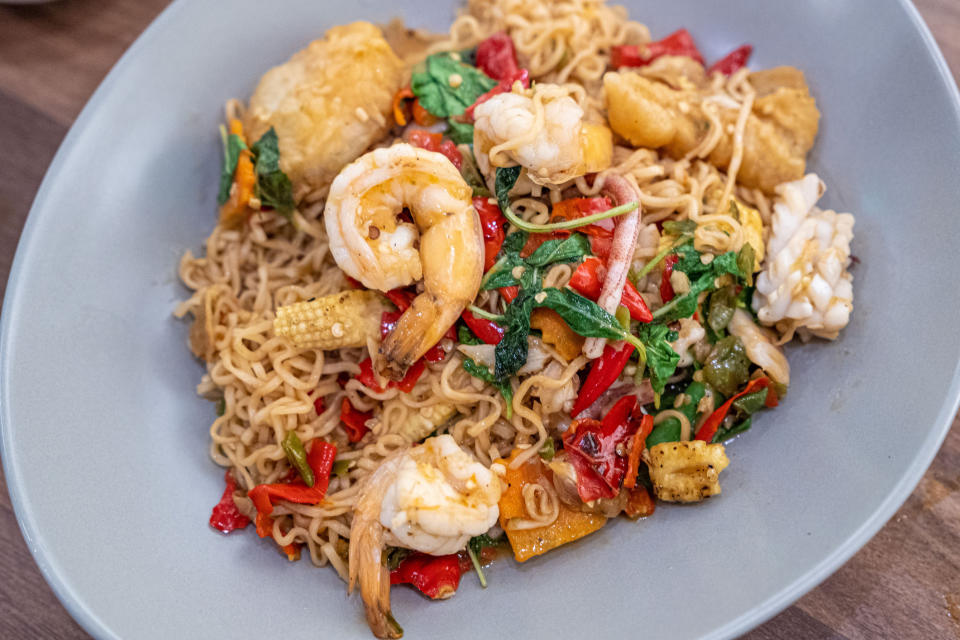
[379,293,464,378]
[349,451,408,639]
[584,174,643,358]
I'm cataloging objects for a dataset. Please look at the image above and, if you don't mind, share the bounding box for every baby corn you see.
[274,290,383,349]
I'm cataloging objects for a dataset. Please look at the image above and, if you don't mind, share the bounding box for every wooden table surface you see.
[1,1,958,638]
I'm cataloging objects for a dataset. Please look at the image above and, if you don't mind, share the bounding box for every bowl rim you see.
[2,1,959,638]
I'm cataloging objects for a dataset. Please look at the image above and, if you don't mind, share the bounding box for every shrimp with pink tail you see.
[348,436,503,638]
[583,174,643,358]
[324,144,484,378]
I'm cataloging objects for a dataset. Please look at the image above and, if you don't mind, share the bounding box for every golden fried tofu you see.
[245,22,404,202]
[603,66,820,192]
[647,440,730,502]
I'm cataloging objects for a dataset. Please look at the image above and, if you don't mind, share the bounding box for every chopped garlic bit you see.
[449,73,463,88]
[753,174,855,343]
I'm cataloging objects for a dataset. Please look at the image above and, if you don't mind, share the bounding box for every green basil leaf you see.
[411,53,497,118]
[501,230,527,256]
[652,284,703,323]
[712,416,753,443]
[218,129,247,205]
[525,233,591,267]
[535,288,623,341]
[250,127,295,220]
[495,166,522,215]
[646,419,681,447]
[732,387,768,416]
[468,533,505,555]
[458,324,484,346]
[494,292,535,379]
[481,253,524,290]
[709,251,742,279]
[661,219,697,236]
[447,118,476,145]
[463,356,514,417]
[636,323,681,395]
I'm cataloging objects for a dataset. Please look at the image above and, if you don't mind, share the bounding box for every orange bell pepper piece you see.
[530,308,585,361]
[496,449,606,562]
[218,118,255,228]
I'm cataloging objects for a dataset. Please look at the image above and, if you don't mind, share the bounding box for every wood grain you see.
[0,1,957,639]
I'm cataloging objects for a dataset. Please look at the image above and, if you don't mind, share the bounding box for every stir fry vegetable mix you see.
[213,28,788,600]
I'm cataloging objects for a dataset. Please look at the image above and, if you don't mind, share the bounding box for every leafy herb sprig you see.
[495,166,637,234]
[411,53,497,118]
[218,126,295,220]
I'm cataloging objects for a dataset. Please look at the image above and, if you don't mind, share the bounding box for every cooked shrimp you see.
[473,83,612,185]
[349,450,406,640]
[583,174,642,358]
[324,144,484,376]
[348,436,502,638]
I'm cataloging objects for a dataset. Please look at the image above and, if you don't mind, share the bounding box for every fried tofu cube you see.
[647,440,730,502]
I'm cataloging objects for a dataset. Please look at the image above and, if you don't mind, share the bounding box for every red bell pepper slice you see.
[589,235,613,262]
[569,257,653,323]
[465,68,530,119]
[564,395,647,500]
[209,470,250,534]
[611,29,705,69]
[476,32,520,81]
[248,440,337,521]
[356,353,427,394]
[312,394,325,416]
[392,359,427,393]
[518,198,616,258]
[356,357,383,391]
[566,446,617,502]
[571,341,635,416]
[623,413,654,490]
[707,44,753,76]
[694,377,777,442]
[461,309,505,345]
[340,397,372,442]
[549,197,616,237]
[660,254,679,302]
[499,285,519,303]
[390,552,464,599]
[520,232,559,258]
[474,196,506,272]
[405,129,462,169]
[423,344,447,362]
[384,288,415,312]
